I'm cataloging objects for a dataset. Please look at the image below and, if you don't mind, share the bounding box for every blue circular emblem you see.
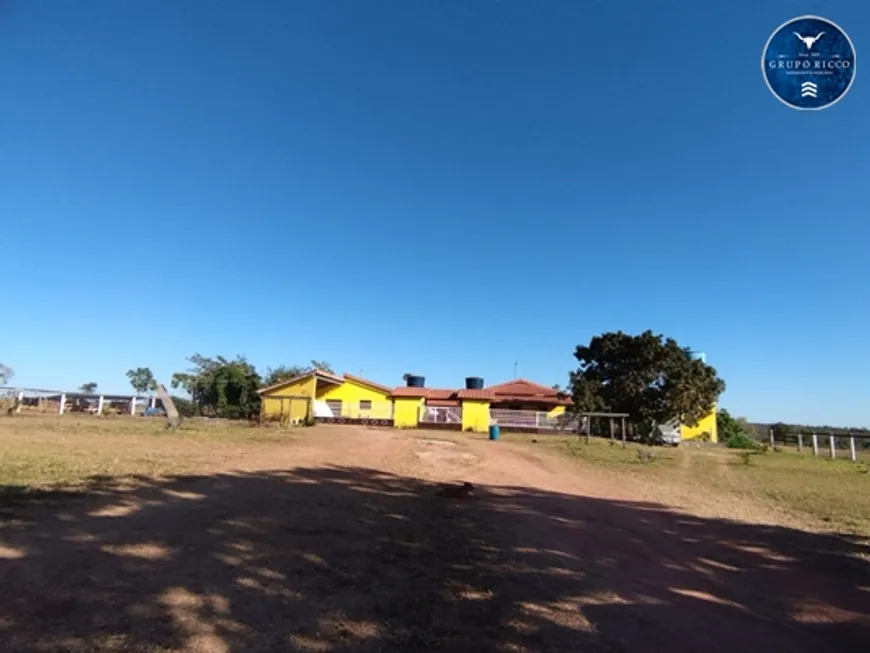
[762,15,856,110]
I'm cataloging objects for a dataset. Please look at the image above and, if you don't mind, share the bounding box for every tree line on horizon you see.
[118,358,335,419]
[4,333,866,433]
[129,331,730,426]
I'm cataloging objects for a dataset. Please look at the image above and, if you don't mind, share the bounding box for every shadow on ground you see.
[0,467,868,652]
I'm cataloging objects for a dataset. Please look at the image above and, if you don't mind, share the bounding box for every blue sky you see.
[1,1,867,426]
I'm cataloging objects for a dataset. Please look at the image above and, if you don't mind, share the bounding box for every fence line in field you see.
[1,386,154,416]
[768,427,870,463]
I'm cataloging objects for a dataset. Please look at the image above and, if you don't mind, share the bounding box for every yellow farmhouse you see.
[258,369,394,425]
[258,369,717,441]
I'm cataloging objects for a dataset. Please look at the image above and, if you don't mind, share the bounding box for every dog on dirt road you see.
[434,481,475,499]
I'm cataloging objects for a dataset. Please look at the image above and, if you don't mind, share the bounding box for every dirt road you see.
[1,426,868,652]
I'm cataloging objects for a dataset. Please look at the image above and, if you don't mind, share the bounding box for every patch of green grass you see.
[0,415,301,493]
[726,450,870,534]
[507,434,679,468]
[515,434,870,534]
[563,440,679,468]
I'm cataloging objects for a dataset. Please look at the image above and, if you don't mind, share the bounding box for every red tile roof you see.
[484,379,572,405]
[457,389,495,400]
[392,387,466,400]
[391,387,430,398]
[426,399,462,407]
[342,373,392,395]
[390,379,569,405]
[492,394,572,405]
[427,389,458,400]
[485,379,559,396]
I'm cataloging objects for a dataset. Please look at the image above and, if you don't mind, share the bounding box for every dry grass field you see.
[0,416,868,653]
[506,434,870,535]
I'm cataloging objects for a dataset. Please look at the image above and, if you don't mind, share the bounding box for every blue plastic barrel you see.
[489,424,500,441]
[465,377,485,390]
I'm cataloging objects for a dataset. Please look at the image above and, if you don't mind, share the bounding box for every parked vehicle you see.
[650,422,681,446]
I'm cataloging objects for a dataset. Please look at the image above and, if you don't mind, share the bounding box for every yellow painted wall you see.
[262,396,311,422]
[681,407,718,443]
[393,397,423,428]
[316,378,393,419]
[316,379,389,402]
[261,375,317,421]
[462,399,490,433]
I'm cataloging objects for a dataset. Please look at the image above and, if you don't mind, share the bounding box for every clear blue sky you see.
[2,1,867,426]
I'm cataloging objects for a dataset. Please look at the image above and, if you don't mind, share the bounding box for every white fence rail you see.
[490,409,582,430]
[421,406,463,424]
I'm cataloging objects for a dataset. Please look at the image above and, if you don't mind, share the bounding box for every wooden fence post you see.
[812,433,819,456]
[850,435,857,463]
[797,432,803,453]
[610,419,615,442]
[829,434,836,459]
[621,417,627,448]
[769,427,775,448]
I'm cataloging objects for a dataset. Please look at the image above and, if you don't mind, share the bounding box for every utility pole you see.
[513,362,518,378]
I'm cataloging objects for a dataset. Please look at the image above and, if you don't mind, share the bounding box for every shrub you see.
[170,396,197,418]
[737,450,753,466]
[636,448,656,464]
[725,432,761,450]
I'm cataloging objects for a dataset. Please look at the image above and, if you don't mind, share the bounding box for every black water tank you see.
[465,377,484,390]
[406,375,426,388]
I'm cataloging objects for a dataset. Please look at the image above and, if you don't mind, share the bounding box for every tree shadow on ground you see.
[0,467,868,652]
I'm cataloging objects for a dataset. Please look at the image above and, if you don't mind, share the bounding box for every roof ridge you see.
[258,368,342,394]
[485,378,557,393]
[342,372,392,394]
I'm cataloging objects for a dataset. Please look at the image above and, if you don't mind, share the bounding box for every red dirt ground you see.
[1,425,868,652]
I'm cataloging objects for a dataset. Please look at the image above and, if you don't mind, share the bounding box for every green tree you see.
[716,408,745,442]
[264,360,333,387]
[171,354,261,419]
[0,363,13,385]
[126,367,157,396]
[79,382,98,394]
[264,365,306,387]
[716,409,760,449]
[169,395,197,418]
[569,330,725,429]
[771,421,794,444]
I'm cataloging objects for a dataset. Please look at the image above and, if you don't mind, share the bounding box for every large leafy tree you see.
[569,330,725,429]
[0,363,13,385]
[126,367,157,396]
[172,354,262,419]
[264,359,333,386]
[79,382,98,394]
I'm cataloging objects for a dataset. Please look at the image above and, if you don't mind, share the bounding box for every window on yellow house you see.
[326,400,342,416]
[359,400,372,410]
